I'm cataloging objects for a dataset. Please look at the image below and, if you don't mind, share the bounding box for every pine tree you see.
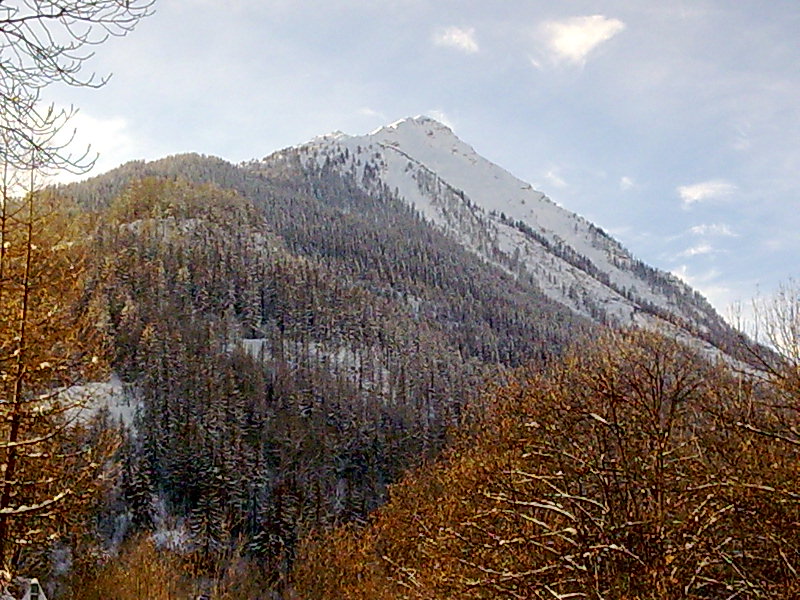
[121,442,155,531]
[189,463,228,569]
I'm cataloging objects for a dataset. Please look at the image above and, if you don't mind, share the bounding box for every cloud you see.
[48,109,138,183]
[763,238,787,251]
[619,176,635,191]
[689,223,737,237]
[677,243,715,258]
[433,26,479,54]
[358,107,387,120]
[671,264,734,316]
[539,15,625,66]
[732,122,752,151]
[544,168,568,189]
[427,109,455,129]
[673,265,719,285]
[677,179,737,207]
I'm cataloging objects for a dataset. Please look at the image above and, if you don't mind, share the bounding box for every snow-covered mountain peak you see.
[267,116,732,361]
[367,115,479,167]
[311,129,351,143]
[371,115,454,136]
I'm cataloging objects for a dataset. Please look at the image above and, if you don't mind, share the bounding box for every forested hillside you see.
[0,147,792,599]
[280,117,749,364]
[293,329,800,599]
[49,160,593,596]
[2,1,795,598]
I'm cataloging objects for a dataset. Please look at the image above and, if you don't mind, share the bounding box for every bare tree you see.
[1,0,154,169]
[750,280,800,396]
[726,280,800,474]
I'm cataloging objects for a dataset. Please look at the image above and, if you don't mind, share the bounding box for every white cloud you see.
[689,223,737,237]
[672,265,734,315]
[433,26,479,54]
[732,122,752,151]
[48,109,138,183]
[763,238,786,251]
[677,179,737,207]
[358,107,387,121]
[619,175,635,191]
[544,168,568,189]
[539,15,625,66]
[673,264,714,284]
[677,243,715,258]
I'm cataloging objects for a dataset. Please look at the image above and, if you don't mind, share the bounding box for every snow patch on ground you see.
[61,373,137,427]
[236,338,392,397]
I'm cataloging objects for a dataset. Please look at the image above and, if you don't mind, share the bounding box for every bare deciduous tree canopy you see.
[1,0,154,169]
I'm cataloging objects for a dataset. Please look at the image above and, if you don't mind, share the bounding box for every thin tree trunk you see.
[0,173,35,568]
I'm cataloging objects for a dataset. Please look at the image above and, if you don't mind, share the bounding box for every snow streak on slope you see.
[62,373,136,426]
[266,116,730,355]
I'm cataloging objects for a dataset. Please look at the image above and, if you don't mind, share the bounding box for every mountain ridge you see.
[43,119,765,591]
[262,115,739,361]
[57,116,744,362]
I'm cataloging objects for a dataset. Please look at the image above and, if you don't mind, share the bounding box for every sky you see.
[44,0,800,324]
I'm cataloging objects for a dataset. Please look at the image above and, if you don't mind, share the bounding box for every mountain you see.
[260,115,740,360]
[55,136,600,573]
[46,116,762,592]
[60,116,744,362]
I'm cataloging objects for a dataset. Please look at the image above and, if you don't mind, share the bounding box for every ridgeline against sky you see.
[45,2,799,322]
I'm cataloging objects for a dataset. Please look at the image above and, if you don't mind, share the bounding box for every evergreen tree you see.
[121,442,155,532]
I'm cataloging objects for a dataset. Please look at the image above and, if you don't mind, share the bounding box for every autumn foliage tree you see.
[0,0,152,581]
[292,328,800,599]
[0,158,116,576]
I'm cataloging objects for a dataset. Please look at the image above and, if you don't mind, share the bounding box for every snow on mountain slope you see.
[264,116,733,356]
